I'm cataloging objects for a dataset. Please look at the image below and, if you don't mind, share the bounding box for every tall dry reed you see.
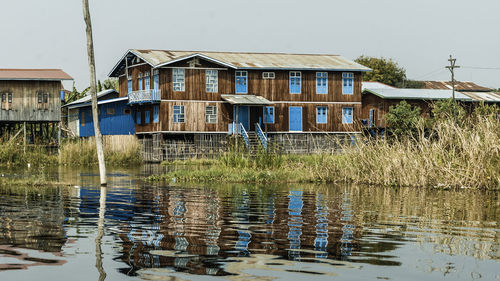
[315,116,500,189]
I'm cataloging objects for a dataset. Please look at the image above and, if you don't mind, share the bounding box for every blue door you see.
[289,106,302,131]
[235,71,248,94]
[234,105,250,132]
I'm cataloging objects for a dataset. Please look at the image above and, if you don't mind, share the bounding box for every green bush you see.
[385,101,422,137]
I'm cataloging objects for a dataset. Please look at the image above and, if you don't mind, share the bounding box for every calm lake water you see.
[0,166,499,281]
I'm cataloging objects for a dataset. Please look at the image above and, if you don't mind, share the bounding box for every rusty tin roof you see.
[422,81,492,92]
[0,69,73,81]
[109,49,371,77]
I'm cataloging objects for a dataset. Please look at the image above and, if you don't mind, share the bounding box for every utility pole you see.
[83,0,107,185]
[446,55,460,120]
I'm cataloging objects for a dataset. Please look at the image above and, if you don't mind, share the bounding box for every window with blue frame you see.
[342,72,354,94]
[127,74,132,94]
[154,105,159,123]
[264,106,275,123]
[316,72,328,94]
[342,107,354,124]
[144,71,150,90]
[145,110,150,124]
[235,71,247,93]
[316,106,327,124]
[290,71,301,94]
[173,105,185,123]
[173,69,185,91]
[138,73,143,91]
[153,69,159,90]
[136,111,141,124]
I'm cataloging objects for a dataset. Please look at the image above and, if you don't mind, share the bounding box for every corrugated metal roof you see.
[462,92,500,103]
[63,89,118,108]
[67,97,128,109]
[109,49,371,76]
[0,69,73,81]
[363,88,473,101]
[361,81,395,91]
[221,94,273,105]
[422,81,492,92]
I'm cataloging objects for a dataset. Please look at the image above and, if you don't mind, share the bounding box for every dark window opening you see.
[43,94,48,103]
[38,93,43,103]
[8,93,12,103]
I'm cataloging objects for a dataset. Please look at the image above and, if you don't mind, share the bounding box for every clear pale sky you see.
[1,0,499,90]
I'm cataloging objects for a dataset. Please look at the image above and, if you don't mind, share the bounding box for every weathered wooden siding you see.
[117,55,362,134]
[361,93,432,128]
[0,80,61,122]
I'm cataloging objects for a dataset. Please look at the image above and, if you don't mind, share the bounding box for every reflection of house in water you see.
[114,186,365,276]
[0,189,68,256]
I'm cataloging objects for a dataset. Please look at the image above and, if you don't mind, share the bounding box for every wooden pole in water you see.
[83,0,107,185]
[23,122,26,154]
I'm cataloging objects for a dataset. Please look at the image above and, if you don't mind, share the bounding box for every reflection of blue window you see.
[316,106,327,124]
[264,106,274,123]
[154,105,159,123]
[342,72,354,94]
[342,107,353,124]
[316,72,327,94]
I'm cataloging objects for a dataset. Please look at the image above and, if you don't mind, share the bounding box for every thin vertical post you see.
[23,122,26,154]
[446,55,460,121]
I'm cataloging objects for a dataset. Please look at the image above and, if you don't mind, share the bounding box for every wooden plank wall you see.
[0,80,61,122]
[117,55,363,133]
[361,93,432,128]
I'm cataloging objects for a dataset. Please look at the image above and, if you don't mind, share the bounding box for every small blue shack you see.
[64,89,135,137]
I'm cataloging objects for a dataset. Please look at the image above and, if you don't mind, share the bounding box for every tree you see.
[431,99,466,122]
[355,56,406,87]
[83,0,107,186]
[102,78,119,91]
[385,101,422,137]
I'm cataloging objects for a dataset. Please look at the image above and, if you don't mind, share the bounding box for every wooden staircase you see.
[247,131,261,154]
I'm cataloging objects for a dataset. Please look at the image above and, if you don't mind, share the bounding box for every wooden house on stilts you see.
[107,50,370,160]
[0,69,72,144]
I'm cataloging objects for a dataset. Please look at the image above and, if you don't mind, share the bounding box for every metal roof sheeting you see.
[63,89,118,108]
[109,49,371,76]
[462,92,500,103]
[0,69,73,81]
[221,94,273,105]
[422,81,492,92]
[361,81,395,91]
[363,88,473,101]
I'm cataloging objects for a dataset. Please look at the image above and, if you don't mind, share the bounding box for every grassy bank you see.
[0,136,142,168]
[150,116,500,190]
[59,136,142,166]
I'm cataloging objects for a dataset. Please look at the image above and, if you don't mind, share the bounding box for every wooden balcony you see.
[128,89,161,104]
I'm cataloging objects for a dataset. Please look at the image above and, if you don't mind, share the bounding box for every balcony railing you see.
[128,89,161,104]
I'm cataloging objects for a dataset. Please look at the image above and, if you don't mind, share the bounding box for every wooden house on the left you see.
[0,69,72,140]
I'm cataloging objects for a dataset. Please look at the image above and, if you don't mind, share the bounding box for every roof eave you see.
[155,53,237,69]
[108,49,155,77]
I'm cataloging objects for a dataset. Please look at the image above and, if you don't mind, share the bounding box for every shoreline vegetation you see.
[150,103,500,190]
[0,136,142,169]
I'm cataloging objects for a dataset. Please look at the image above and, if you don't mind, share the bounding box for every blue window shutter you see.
[154,75,159,90]
[136,112,141,124]
[317,107,327,124]
[265,106,274,123]
[145,111,150,124]
[127,80,132,94]
[154,105,159,123]
[342,107,353,124]
[138,77,143,91]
